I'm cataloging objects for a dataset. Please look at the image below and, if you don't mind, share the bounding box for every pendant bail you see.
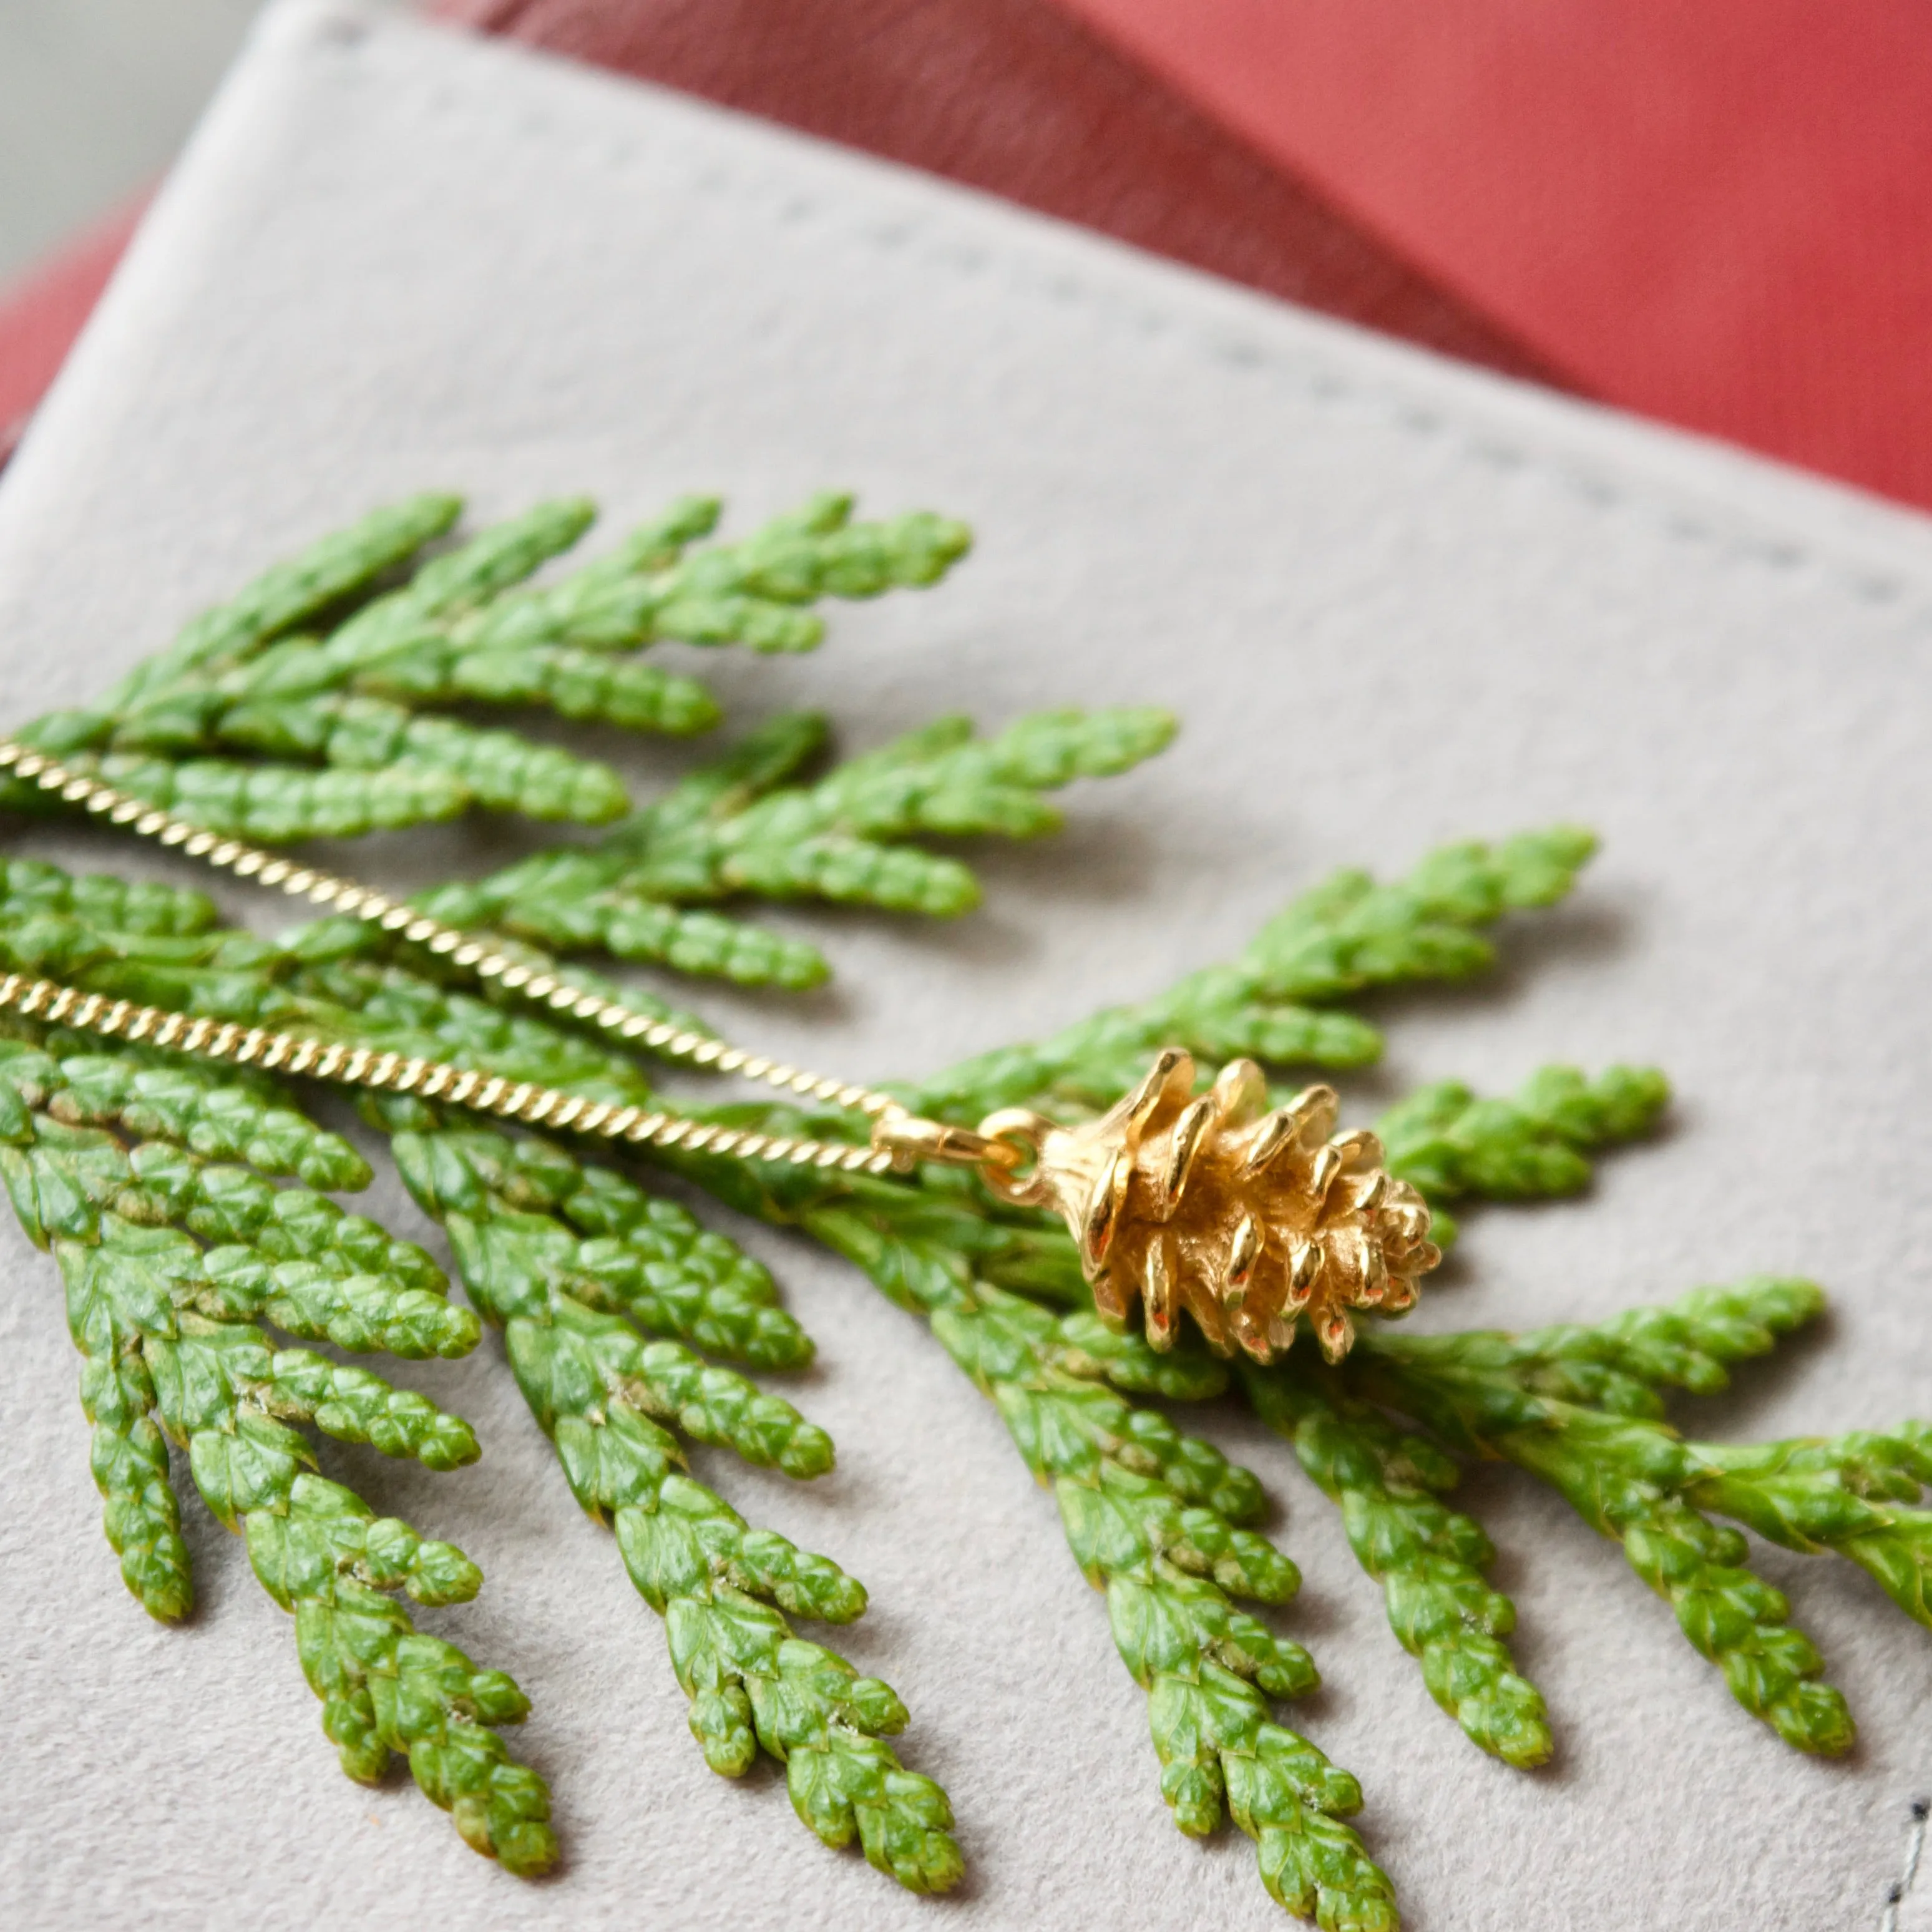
[870,1112,1024,1173]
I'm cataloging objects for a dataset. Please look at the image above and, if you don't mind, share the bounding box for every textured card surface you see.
[2,4,1930,1926]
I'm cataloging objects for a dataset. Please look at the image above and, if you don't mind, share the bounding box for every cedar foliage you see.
[4,493,1925,1928]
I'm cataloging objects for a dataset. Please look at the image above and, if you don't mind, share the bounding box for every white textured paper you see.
[2,5,1930,1926]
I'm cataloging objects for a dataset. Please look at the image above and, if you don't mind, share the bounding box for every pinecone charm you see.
[981,1049,1440,1362]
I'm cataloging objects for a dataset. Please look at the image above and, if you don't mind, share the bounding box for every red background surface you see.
[0,201,144,467]
[1056,0,1932,510]
[5,2,1930,512]
[439,0,1556,382]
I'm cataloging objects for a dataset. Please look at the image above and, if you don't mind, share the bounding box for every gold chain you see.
[0,969,898,1173]
[0,741,1447,1364]
[0,738,1007,1179]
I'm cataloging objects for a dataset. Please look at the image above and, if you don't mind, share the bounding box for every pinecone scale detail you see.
[983,1050,1440,1362]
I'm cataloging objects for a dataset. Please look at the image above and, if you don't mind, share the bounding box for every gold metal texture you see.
[0,970,901,1174]
[979,1048,1440,1362]
[0,742,1438,1355]
[0,738,909,1126]
[0,737,915,1173]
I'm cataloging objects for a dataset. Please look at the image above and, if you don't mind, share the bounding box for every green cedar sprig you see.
[0,824,1654,1916]
[674,1139,1397,1932]
[627,817,1675,1916]
[1375,1063,1671,1246]
[0,1020,555,1874]
[11,487,1925,1928]
[1243,1359,1552,1769]
[409,706,1177,988]
[2,693,1176,1008]
[912,828,1603,1119]
[4,492,972,839]
[0,857,303,1022]
[0,857,698,1087]
[1343,1278,1932,1755]
[379,1103,962,1893]
[389,1114,812,1372]
[0,856,964,1890]
[0,819,1737,1928]
[1677,1427,1932,1624]
[276,925,964,1888]
[1348,1281,1862,1754]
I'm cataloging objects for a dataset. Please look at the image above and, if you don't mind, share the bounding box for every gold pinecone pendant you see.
[981,1050,1440,1362]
